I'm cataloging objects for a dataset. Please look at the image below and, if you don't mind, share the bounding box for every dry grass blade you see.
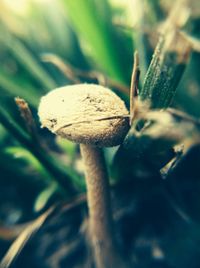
[129,51,140,126]
[0,224,29,241]
[41,53,129,95]
[15,97,39,142]
[41,54,81,84]
[0,206,55,268]
[162,0,190,31]
[0,195,86,268]
[167,108,200,127]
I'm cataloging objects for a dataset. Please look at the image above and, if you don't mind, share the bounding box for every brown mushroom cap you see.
[38,84,129,147]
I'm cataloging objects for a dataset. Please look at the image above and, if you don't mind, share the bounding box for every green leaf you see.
[0,71,40,107]
[1,34,57,91]
[34,182,58,212]
[63,0,127,83]
[131,0,155,81]
[138,0,195,108]
[4,146,50,179]
[140,29,192,108]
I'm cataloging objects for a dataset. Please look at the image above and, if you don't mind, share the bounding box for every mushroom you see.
[38,83,130,268]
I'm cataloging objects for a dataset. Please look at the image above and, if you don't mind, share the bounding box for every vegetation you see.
[0,0,200,267]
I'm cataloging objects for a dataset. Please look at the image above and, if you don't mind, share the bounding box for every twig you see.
[162,0,190,32]
[129,51,140,126]
[41,53,129,95]
[41,54,81,84]
[179,32,200,53]
[167,108,200,127]
[15,97,39,142]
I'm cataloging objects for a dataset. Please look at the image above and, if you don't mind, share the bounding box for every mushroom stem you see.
[80,144,123,268]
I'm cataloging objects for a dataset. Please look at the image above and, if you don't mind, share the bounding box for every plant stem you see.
[80,144,124,268]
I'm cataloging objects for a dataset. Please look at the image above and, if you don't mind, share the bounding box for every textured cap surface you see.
[38,84,129,147]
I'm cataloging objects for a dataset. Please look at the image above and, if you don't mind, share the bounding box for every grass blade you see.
[0,206,55,268]
[140,30,192,108]
[131,0,155,81]
[0,72,40,107]
[63,0,127,83]
[1,34,56,91]
[139,0,192,108]
[0,106,77,194]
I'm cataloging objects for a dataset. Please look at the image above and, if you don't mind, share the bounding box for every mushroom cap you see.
[38,84,129,147]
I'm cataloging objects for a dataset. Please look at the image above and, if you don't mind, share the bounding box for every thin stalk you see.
[80,144,125,268]
[130,51,140,126]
